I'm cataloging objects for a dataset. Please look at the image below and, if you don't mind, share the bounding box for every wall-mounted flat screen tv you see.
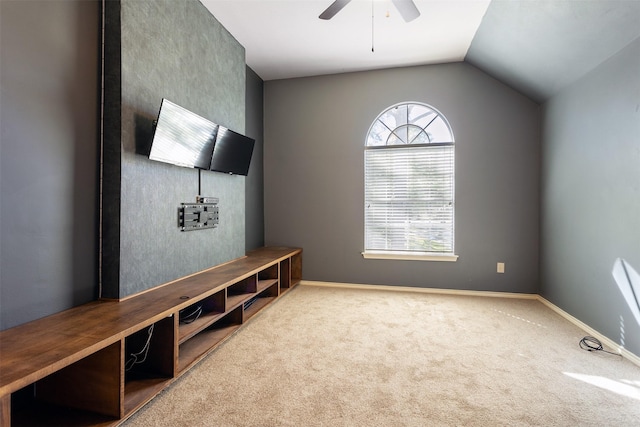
[148,99,218,169]
[209,126,255,176]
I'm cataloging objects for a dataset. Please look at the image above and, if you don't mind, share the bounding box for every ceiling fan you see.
[319,0,420,22]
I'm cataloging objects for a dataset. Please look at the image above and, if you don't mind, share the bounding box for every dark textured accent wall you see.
[245,67,265,250]
[102,0,247,298]
[102,0,123,298]
[541,38,640,356]
[264,63,540,293]
[0,0,100,329]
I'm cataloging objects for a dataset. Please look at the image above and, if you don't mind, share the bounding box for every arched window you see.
[364,102,457,261]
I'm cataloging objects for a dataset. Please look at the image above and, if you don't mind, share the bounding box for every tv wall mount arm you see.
[178,198,219,231]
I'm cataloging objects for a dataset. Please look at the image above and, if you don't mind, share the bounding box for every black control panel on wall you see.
[178,199,219,231]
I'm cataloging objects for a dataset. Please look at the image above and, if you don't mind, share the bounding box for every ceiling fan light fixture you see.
[319,0,420,23]
[319,0,352,20]
[391,0,420,23]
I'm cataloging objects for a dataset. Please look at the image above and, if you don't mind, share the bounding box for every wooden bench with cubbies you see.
[0,246,302,426]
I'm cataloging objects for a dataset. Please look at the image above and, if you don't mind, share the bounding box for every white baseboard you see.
[300,280,538,299]
[300,280,640,367]
[537,296,640,367]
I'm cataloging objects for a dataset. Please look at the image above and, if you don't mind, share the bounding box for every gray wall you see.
[264,63,540,293]
[0,0,99,329]
[245,66,265,250]
[540,37,640,356]
[102,0,247,298]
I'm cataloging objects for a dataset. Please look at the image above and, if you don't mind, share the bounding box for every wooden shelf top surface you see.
[0,246,301,395]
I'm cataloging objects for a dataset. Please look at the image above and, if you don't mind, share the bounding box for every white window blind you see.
[364,102,455,256]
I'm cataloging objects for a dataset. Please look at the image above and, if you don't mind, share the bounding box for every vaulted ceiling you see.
[201,0,640,103]
[466,0,640,102]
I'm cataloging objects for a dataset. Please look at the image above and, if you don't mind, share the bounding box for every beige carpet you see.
[123,284,640,426]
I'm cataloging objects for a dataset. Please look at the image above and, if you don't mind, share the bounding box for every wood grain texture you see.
[0,394,9,426]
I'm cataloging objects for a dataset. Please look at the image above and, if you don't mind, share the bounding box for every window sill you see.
[361,251,459,262]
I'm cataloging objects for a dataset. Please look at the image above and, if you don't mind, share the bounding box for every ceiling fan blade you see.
[392,0,420,22]
[319,0,352,20]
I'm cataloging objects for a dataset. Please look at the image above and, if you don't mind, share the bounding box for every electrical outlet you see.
[497,262,505,273]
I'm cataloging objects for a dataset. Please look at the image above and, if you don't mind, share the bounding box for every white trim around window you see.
[362,250,459,262]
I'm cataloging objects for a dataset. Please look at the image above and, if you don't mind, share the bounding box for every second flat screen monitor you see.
[209,127,255,176]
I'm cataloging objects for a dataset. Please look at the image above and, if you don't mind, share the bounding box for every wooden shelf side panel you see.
[1,394,10,427]
[291,252,303,286]
[279,258,291,289]
[203,290,226,313]
[35,341,122,419]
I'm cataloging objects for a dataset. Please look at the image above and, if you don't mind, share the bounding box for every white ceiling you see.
[201,0,640,102]
[201,0,491,81]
